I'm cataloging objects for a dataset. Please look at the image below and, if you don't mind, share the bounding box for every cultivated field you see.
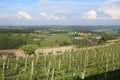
[0,43,120,80]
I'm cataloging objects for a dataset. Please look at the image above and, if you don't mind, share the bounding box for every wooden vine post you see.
[7,58,10,69]
[81,70,85,80]
[53,54,56,65]
[2,61,5,80]
[112,53,115,71]
[15,56,19,70]
[84,53,87,69]
[81,52,87,80]
[35,55,39,65]
[58,57,61,70]
[51,68,55,80]
[62,55,64,61]
[44,54,46,67]
[47,61,51,80]
[69,53,71,69]
[25,55,28,70]
[104,52,108,78]
[43,54,47,79]
[80,54,82,71]
[77,53,80,70]
[94,50,98,74]
[30,60,34,80]
[86,51,89,67]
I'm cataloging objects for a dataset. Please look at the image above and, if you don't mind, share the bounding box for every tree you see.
[0,35,26,50]
[60,41,71,46]
[20,44,38,55]
[98,34,116,44]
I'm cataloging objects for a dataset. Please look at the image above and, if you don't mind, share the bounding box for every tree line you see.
[0,34,27,50]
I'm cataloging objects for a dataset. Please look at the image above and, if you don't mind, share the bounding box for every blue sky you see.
[0,0,120,25]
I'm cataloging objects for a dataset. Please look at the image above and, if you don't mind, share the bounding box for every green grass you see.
[40,34,72,47]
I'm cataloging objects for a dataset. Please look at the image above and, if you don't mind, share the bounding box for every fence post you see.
[104,52,108,79]
[25,55,28,70]
[35,55,39,65]
[30,60,34,80]
[81,70,85,80]
[51,68,55,80]
[58,58,61,70]
[47,61,51,80]
[15,56,19,70]
[2,61,5,80]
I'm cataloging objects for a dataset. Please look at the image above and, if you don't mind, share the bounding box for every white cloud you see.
[0,14,17,20]
[40,12,66,21]
[82,10,97,19]
[49,15,66,20]
[105,0,119,2]
[99,0,120,19]
[0,14,9,18]
[102,8,120,19]
[18,11,34,20]
[0,13,34,20]
[40,12,48,17]
[38,0,52,5]
[82,0,120,20]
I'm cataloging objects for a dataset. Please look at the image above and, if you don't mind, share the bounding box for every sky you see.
[0,0,120,25]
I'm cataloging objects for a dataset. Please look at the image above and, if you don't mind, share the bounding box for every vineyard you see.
[0,43,120,80]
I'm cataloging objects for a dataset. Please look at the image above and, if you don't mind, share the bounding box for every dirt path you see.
[35,41,120,54]
[0,39,120,56]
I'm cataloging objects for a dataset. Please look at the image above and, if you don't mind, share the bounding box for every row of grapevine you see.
[0,43,120,80]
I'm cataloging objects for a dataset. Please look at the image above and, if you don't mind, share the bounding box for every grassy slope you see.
[40,34,72,47]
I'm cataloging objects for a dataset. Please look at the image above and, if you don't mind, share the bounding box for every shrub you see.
[20,44,38,55]
[73,38,93,48]
[60,41,71,46]
[98,34,116,44]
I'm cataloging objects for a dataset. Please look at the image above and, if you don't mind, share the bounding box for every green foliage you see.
[0,43,120,79]
[77,42,91,48]
[0,34,26,50]
[0,29,33,33]
[73,38,97,48]
[60,41,71,46]
[98,34,116,44]
[20,44,38,55]
[40,34,72,47]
